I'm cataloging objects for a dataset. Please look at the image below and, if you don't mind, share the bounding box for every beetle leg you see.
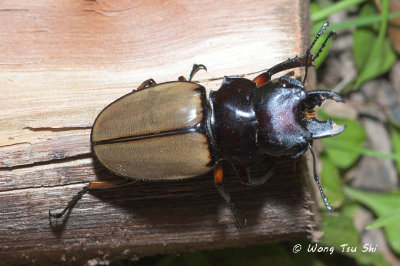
[48,184,90,218]
[178,64,207,82]
[177,76,187,82]
[214,162,247,229]
[48,180,134,219]
[252,55,312,87]
[188,64,207,81]
[308,144,333,211]
[253,22,334,87]
[87,180,135,190]
[136,78,157,91]
[238,163,274,186]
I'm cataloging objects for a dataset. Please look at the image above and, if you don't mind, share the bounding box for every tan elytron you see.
[91,82,213,180]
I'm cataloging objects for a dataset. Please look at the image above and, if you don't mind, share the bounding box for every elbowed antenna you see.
[303,22,336,84]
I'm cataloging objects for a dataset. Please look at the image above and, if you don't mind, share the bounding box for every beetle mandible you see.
[50,22,346,228]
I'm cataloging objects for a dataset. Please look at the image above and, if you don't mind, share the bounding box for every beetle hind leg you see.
[214,162,247,229]
[49,180,135,219]
[49,184,90,218]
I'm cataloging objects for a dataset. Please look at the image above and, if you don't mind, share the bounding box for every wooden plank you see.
[0,0,315,264]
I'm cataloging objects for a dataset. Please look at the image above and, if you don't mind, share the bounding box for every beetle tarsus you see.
[308,144,333,211]
[216,184,247,229]
[188,64,207,82]
[49,185,90,218]
[239,165,273,186]
[230,202,247,229]
[178,64,207,82]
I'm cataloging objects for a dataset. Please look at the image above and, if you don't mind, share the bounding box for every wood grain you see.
[0,0,316,264]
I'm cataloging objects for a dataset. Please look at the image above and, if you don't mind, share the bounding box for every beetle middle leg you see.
[238,163,274,186]
[253,22,335,87]
[178,64,207,82]
[214,162,247,229]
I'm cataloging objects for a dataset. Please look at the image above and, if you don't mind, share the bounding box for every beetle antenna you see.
[308,144,333,211]
[49,185,90,218]
[303,22,335,84]
[312,31,336,62]
[310,22,329,52]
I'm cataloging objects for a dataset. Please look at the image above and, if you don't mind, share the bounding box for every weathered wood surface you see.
[0,0,316,264]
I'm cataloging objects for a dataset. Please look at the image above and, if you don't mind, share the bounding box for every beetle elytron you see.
[50,23,345,228]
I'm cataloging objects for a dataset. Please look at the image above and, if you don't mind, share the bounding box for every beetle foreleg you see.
[252,55,312,88]
[214,162,247,229]
[136,78,157,91]
[253,22,335,88]
[308,144,333,211]
[238,164,273,186]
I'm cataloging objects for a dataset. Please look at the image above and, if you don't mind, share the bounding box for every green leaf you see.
[311,0,368,22]
[320,204,360,248]
[322,141,400,162]
[367,212,400,229]
[354,36,396,88]
[321,154,345,208]
[353,2,396,89]
[320,204,389,265]
[353,4,379,70]
[344,187,400,254]
[390,126,400,173]
[319,113,367,169]
[312,12,400,35]
[318,113,400,167]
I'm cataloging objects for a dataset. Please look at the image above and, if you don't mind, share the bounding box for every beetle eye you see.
[279,76,304,89]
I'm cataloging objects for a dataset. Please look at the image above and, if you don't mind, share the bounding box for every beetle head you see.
[253,76,346,158]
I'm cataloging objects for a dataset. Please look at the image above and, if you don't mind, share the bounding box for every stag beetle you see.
[50,23,345,228]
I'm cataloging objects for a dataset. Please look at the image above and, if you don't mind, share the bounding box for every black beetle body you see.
[50,23,345,228]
